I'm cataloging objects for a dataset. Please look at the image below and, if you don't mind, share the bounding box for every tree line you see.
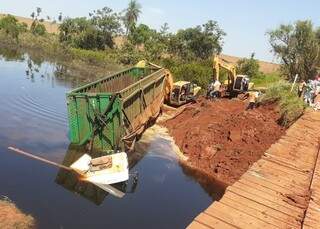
[58,1,226,63]
[0,0,319,84]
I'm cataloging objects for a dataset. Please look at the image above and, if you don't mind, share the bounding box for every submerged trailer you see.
[66,62,173,152]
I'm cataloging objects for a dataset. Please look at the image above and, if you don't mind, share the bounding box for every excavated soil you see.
[163,97,285,185]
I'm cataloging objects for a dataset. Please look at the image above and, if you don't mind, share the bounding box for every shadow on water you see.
[180,162,227,200]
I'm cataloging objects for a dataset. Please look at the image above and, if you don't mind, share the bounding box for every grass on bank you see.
[260,81,306,127]
[252,72,282,88]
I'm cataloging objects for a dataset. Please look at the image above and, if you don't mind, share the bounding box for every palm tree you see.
[124,0,141,34]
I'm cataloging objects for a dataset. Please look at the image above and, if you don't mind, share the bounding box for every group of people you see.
[298,75,320,106]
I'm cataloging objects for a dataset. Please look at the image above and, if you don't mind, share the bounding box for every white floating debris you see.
[70,152,129,186]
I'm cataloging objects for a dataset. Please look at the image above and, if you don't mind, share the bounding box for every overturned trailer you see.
[66,62,173,152]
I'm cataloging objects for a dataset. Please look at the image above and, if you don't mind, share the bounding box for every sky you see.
[1,0,320,62]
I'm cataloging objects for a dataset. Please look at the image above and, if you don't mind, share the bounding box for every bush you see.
[261,81,306,127]
[237,54,260,78]
[31,22,46,36]
[170,61,212,89]
[0,15,26,40]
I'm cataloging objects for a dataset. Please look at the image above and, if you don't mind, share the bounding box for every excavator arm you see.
[212,55,236,83]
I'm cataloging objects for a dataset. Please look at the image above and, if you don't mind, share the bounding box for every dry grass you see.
[220,54,279,74]
[0,13,59,34]
[0,199,35,229]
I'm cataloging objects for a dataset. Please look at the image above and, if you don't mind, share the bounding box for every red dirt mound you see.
[163,98,285,185]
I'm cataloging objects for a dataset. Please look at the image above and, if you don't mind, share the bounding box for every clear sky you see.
[1,0,320,62]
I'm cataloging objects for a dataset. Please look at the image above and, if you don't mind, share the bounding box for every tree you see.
[129,23,154,45]
[0,15,26,40]
[237,53,260,78]
[89,7,122,48]
[127,23,167,61]
[59,7,122,50]
[268,20,320,81]
[123,0,142,34]
[30,7,47,36]
[31,22,46,36]
[168,20,226,60]
[160,23,169,35]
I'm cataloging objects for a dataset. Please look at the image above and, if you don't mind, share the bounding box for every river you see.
[0,49,224,228]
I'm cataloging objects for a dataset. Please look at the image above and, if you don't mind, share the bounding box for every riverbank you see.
[0,32,123,84]
[163,97,285,185]
[0,199,35,228]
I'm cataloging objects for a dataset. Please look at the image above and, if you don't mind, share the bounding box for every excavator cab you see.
[170,81,201,106]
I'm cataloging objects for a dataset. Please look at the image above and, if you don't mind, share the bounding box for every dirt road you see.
[163,97,284,185]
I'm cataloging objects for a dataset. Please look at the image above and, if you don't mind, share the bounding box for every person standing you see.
[213,79,221,98]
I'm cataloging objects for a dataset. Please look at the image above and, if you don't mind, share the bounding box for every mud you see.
[0,199,35,229]
[163,97,285,185]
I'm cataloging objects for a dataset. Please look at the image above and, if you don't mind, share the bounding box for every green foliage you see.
[170,61,212,89]
[70,48,110,65]
[31,21,46,36]
[0,15,26,40]
[237,53,260,78]
[169,20,226,60]
[268,20,320,81]
[59,7,121,50]
[261,81,305,127]
[116,42,143,65]
[129,24,153,45]
[251,72,282,87]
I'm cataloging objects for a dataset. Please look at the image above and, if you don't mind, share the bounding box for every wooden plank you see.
[219,194,298,228]
[187,221,211,229]
[239,176,299,197]
[243,172,306,193]
[230,183,306,212]
[244,166,310,189]
[222,191,300,227]
[227,186,304,218]
[247,168,308,191]
[255,160,312,178]
[195,213,236,229]
[206,202,278,229]
[262,156,310,173]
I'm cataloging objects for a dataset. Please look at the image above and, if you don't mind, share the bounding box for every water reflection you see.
[0,46,85,88]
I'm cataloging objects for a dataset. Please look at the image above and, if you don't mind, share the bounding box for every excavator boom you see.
[212,55,252,96]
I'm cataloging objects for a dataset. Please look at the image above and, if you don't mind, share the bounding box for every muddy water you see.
[0,52,224,228]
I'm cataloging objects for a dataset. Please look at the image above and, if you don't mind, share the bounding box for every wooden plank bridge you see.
[188,110,320,229]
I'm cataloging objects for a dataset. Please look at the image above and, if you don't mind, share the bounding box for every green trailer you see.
[66,63,172,153]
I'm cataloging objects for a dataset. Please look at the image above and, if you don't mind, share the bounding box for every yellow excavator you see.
[169,81,201,106]
[212,55,254,97]
[135,60,201,107]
